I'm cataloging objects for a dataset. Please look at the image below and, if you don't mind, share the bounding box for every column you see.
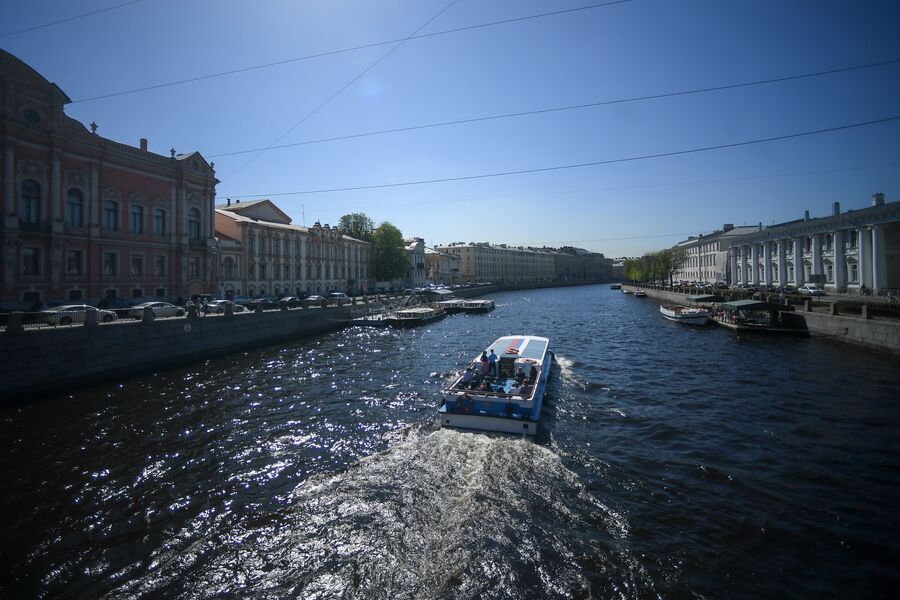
[739,246,747,283]
[730,249,738,285]
[858,226,871,288]
[777,240,787,285]
[833,231,844,288]
[812,234,823,278]
[793,237,803,284]
[872,225,886,290]
[763,242,772,286]
[750,244,759,286]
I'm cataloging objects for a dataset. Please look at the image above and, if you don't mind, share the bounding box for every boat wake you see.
[106,428,651,599]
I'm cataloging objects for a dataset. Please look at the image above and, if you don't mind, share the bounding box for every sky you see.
[2,0,899,257]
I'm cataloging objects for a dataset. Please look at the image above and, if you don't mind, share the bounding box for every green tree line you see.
[337,212,408,281]
[623,248,688,285]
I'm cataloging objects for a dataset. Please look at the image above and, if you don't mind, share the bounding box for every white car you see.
[203,299,245,314]
[41,304,117,325]
[798,285,826,296]
[128,301,185,319]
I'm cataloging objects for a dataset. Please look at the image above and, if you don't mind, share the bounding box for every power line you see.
[0,0,145,39]
[222,0,462,180]
[70,0,632,103]
[206,58,900,158]
[218,115,900,199]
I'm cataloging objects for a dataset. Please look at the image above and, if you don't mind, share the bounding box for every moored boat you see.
[460,299,495,313]
[386,306,446,328]
[435,299,464,314]
[659,305,710,326]
[439,335,553,436]
[633,290,647,298]
[610,283,622,290]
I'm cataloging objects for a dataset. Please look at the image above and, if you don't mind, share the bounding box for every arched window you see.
[21,180,40,224]
[188,207,201,240]
[153,208,166,236]
[130,205,144,233]
[66,189,83,227]
[248,233,255,255]
[103,200,119,231]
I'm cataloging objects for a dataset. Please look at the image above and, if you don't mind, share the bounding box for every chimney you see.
[832,201,840,215]
[804,210,810,221]
[139,138,148,151]
[723,224,734,232]
[227,198,231,207]
[872,192,885,206]
[759,222,763,231]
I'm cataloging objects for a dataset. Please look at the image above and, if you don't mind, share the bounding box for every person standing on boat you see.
[488,349,498,377]
[479,352,490,376]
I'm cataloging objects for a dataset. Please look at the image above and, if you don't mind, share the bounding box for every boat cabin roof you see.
[723,299,786,311]
[687,294,725,303]
[492,335,549,360]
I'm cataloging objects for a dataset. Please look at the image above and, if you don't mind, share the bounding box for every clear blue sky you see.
[3,0,899,256]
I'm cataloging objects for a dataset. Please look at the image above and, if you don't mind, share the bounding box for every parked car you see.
[40,304,117,325]
[327,292,349,304]
[782,285,798,294]
[277,296,304,308]
[203,299,245,314]
[305,295,327,306]
[128,301,185,319]
[231,296,254,306]
[798,285,826,296]
[247,296,278,310]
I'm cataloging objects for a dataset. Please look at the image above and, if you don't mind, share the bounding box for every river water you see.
[2,285,899,599]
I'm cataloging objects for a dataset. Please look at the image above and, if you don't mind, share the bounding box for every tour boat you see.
[633,290,648,298]
[622,289,633,294]
[435,299,464,314]
[386,306,446,328]
[610,283,622,289]
[439,335,553,436]
[460,299,495,313]
[659,305,710,326]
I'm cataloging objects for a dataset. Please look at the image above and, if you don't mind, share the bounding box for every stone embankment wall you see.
[623,285,900,356]
[1,306,354,400]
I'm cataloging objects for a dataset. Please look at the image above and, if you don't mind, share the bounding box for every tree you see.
[337,212,375,242]
[372,221,408,281]
[656,247,688,286]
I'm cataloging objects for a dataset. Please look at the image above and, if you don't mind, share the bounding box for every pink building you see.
[1,49,218,308]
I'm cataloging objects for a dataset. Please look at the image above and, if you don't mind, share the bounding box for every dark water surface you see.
[2,285,899,599]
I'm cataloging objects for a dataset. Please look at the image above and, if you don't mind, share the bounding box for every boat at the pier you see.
[622,289,633,294]
[610,283,622,289]
[633,290,647,298]
[439,335,553,436]
[386,306,446,328]
[460,299,495,313]
[711,300,805,335]
[659,305,710,326]
[435,299,465,314]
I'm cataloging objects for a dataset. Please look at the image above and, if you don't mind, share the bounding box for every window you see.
[188,207,201,240]
[248,234,255,255]
[154,255,166,276]
[130,205,144,234]
[153,208,166,236]
[274,264,281,279]
[22,247,41,275]
[849,230,858,248]
[66,250,83,275]
[248,263,255,279]
[24,109,41,125]
[274,238,280,256]
[848,262,858,283]
[103,252,118,275]
[23,291,40,303]
[155,288,166,297]
[223,257,235,279]
[259,263,267,279]
[104,200,119,231]
[68,289,83,300]
[21,180,40,224]
[131,288,143,298]
[131,255,144,276]
[66,189,84,227]
[189,257,200,278]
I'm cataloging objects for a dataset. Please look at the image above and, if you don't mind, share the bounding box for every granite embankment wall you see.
[624,285,900,356]
[1,306,353,400]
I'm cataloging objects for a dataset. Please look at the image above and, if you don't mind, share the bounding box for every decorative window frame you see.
[102,187,122,232]
[129,192,146,234]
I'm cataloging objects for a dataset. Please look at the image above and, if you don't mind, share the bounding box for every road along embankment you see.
[623,285,900,356]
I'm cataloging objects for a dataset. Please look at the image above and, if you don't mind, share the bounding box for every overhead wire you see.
[206,58,900,158]
[221,0,462,180]
[69,0,632,103]
[217,114,900,199]
[0,0,145,39]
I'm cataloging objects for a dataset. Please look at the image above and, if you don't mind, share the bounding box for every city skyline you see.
[3,0,899,256]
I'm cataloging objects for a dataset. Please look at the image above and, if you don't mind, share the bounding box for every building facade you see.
[424,247,461,285]
[404,237,427,288]
[435,242,555,284]
[215,199,372,298]
[1,49,218,307]
[730,194,900,291]
[674,224,757,284]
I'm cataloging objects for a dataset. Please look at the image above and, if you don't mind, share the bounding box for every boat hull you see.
[387,313,446,328]
[660,305,709,326]
[439,412,539,435]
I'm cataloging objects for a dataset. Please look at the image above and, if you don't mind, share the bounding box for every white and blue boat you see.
[439,335,553,436]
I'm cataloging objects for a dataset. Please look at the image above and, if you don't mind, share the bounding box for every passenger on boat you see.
[514,367,526,386]
[479,379,492,392]
[488,349,498,377]
[479,355,490,375]
[529,365,538,384]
